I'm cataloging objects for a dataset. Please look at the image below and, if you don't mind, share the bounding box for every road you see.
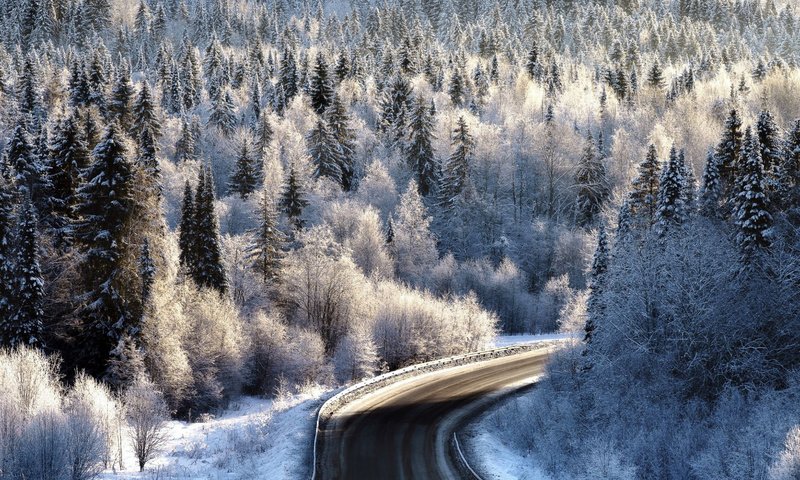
[315,348,553,480]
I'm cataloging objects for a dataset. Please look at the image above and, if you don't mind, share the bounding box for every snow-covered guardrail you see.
[310,341,562,479]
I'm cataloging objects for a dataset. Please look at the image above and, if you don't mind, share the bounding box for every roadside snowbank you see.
[99,387,332,479]
[493,332,575,348]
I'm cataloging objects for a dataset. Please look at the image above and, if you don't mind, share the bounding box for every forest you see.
[0,0,798,477]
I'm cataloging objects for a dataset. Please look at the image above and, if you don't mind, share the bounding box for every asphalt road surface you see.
[316,348,553,480]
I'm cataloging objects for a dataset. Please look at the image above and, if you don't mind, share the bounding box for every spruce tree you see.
[574,132,609,227]
[584,223,608,346]
[18,57,41,117]
[248,190,284,284]
[132,81,161,140]
[209,88,237,136]
[379,75,414,145]
[756,108,781,175]
[308,118,343,185]
[193,167,226,293]
[406,97,437,196]
[439,116,474,210]
[0,172,16,347]
[324,96,356,191]
[139,239,155,316]
[646,60,665,89]
[776,119,800,208]
[309,52,334,115]
[49,114,89,249]
[175,117,199,162]
[10,200,44,348]
[525,40,543,81]
[280,163,308,229]
[178,180,197,273]
[699,150,722,218]
[69,60,90,108]
[7,121,46,200]
[448,69,465,107]
[278,48,298,110]
[74,123,137,377]
[255,112,274,159]
[627,144,661,229]
[655,146,688,234]
[734,128,772,266]
[229,140,259,199]
[716,108,743,208]
[109,64,134,131]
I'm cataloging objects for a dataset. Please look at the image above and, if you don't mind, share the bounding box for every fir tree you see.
[255,112,274,159]
[7,121,46,201]
[69,60,90,107]
[248,190,284,284]
[309,52,334,115]
[406,97,437,196]
[734,128,772,267]
[74,123,137,378]
[229,140,259,199]
[448,69,465,107]
[439,116,474,210]
[756,108,781,175]
[280,163,308,230]
[10,200,44,348]
[138,239,155,316]
[655,146,688,234]
[574,132,609,227]
[324,96,356,191]
[277,48,298,111]
[646,60,665,89]
[379,75,414,145]
[18,57,41,117]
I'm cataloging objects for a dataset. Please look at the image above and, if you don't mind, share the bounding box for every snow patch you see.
[99,387,332,479]
[493,332,575,348]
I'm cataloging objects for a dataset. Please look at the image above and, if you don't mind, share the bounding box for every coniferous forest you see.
[0,0,799,478]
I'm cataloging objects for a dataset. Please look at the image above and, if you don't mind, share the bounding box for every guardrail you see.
[310,341,562,479]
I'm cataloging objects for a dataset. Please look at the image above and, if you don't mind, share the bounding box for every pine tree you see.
[309,52,334,115]
[69,60,90,107]
[132,81,161,140]
[49,114,89,249]
[627,144,661,229]
[439,116,474,210]
[209,88,237,136]
[277,48,298,111]
[189,168,226,293]
[280,163,308,229]
[178,180,197,273]
[248,189,284,284]
[109,64,134,131]
[10,201,44,348]
[699,150,722,218]
[137,127,161,200]
[87,53,108,110]
[74,123,137,378]
[84,0,112,32]
[734,128,772,266]
[407,97,437,196]
[584,223,608,346]
[655,146,688,234]
[229,139,259,199]
[18,57,41,117]
[325,96,356,191]
[0,173,16,347]
[574,132,609,227]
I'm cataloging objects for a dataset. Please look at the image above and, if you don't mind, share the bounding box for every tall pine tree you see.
[407,97,437,196]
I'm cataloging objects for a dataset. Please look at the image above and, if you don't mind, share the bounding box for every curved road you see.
[316,348,553,479]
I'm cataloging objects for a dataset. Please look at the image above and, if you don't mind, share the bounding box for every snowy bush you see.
[125,377,170,472]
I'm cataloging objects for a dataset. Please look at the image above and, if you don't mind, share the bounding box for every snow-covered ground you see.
[99,386,333,480]
[464,424,551,480]
[493,332,576,348]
